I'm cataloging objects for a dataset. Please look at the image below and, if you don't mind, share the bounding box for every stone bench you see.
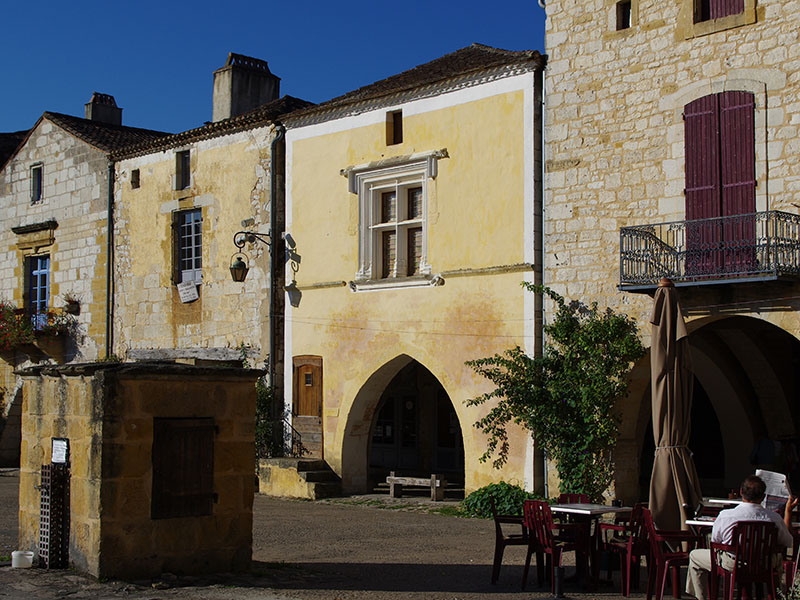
[386,471,446,501]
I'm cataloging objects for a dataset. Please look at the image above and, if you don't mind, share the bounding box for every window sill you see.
[348,274,444,292]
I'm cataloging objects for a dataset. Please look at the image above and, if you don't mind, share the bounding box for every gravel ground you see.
[0,471,643,600]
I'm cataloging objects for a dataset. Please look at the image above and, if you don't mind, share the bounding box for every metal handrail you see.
[281,417,306,458]
[620,210,800,286]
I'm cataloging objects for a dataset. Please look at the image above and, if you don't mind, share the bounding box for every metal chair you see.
[709,520,779,600]
[600,502,649,596]
[642,506,703,600]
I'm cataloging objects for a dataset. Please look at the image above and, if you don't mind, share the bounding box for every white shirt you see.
[711,501,793,549]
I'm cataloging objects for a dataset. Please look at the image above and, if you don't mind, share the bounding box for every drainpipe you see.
[539,68,548,499]
[269,124,286,390]
[106,162,115,359]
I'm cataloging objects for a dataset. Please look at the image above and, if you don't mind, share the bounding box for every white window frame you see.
[348,154,443,291]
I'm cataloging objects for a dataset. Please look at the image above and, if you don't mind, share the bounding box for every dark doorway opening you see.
[368,361,464,492]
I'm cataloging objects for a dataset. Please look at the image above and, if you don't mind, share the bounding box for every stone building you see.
[110,54,311,399]
[544,0,800,500]
[0,96,167,465]
[281,44,546,495]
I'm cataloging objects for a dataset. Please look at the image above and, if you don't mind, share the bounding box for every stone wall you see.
[544,0,800,499]
[113,127,278,374]
[0,119,110,360]
[18,362,258,579]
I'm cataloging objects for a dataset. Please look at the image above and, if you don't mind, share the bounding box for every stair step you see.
[300,469,340,483]
[311,481,341,500]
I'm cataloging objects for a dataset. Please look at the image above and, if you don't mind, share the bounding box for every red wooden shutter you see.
[719,91,756,216]
[684,95,722,274]
[719,90,756,271]
[710,0,743,19]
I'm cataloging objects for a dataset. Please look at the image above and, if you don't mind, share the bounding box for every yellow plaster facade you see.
[114,126,279,369]
[284,67,544,495]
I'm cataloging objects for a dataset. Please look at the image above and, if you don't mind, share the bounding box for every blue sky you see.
[1,1,546,134]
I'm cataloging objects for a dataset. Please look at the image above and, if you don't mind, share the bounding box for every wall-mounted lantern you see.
[229,230,271,282]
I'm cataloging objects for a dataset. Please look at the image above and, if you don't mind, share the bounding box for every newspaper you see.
[755,469,792,512]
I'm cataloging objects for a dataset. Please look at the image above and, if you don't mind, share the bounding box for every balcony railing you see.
[620,210,800,288]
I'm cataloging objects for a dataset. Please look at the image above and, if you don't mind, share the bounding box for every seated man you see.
[686,475,797,600]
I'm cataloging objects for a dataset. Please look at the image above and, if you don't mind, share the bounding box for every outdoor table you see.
[706,497,744,505]
[550,504,633,588]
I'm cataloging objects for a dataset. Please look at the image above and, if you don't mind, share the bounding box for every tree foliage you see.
[466,284,645,501]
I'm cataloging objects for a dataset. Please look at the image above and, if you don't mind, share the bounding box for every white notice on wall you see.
[177,281,199,303]
[52,439,68,464]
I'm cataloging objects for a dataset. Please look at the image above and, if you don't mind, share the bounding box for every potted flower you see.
[31,310,77,363]
[0,301,34,354]
[62,292,81,316]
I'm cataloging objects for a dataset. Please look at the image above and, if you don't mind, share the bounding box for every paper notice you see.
[177,281,199,303]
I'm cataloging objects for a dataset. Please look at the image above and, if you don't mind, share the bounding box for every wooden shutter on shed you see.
[151,417,215,519]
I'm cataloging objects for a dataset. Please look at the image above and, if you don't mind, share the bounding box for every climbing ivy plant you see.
[466,284,645,501]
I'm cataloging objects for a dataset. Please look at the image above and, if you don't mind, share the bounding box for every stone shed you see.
[17,362,261,579]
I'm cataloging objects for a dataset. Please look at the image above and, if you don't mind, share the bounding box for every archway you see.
[340,355,465,494]
[631,316,800,501]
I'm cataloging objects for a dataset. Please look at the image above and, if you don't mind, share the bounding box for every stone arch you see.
[624,315,800,501]
[338,354,466,494]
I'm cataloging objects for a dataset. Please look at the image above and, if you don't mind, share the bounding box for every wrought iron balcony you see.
[619,210,800,290]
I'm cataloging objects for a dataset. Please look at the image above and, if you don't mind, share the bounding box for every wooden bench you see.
[386,471,447,501]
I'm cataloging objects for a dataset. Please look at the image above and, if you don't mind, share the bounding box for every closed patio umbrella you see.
[648,278,702,530]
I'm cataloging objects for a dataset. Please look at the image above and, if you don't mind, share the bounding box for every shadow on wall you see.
[0,386,22,467]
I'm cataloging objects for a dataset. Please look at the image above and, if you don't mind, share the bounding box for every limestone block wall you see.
[18,363,258,579]
[113,127,277,366]
[0,119,110,361]
[544,0,800,333]
[544,0,800,500]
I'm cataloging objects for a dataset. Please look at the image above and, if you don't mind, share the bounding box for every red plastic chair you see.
[522,499,589,592]
[489,494,537,585]
[642,507,703,600]
[709,520,778,600]
[600,503,649,596]
[559,493,590,504]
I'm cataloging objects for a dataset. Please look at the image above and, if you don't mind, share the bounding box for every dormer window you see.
[31,164,43,203]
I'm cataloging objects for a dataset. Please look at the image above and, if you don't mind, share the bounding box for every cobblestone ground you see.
[0,471,643,600]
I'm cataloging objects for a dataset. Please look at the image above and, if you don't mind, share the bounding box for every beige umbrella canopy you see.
[648,278,703,530]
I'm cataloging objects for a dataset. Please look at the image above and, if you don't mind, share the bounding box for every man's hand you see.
[784,496,799,529]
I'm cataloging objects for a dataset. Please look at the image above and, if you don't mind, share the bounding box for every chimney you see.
[212,53,280,122]
[85,92,122,126]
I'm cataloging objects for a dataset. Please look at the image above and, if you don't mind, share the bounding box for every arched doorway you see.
[634,316,800,500]
[368,360,464,487]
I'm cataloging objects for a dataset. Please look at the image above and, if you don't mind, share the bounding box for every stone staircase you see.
[293,415,322,458]
[257,457,341,500]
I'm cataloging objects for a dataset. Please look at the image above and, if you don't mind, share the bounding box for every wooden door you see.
[293,356,322,417]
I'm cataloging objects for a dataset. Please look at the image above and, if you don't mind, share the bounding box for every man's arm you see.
[778,496,799,548]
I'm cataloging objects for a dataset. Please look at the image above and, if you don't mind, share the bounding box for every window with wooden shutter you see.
[151,417,215,519]
[684,91,755,275]
[696,0,743,22]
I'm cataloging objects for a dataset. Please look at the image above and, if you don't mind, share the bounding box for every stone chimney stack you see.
[85,92,122,126]
[212,53,280,122]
